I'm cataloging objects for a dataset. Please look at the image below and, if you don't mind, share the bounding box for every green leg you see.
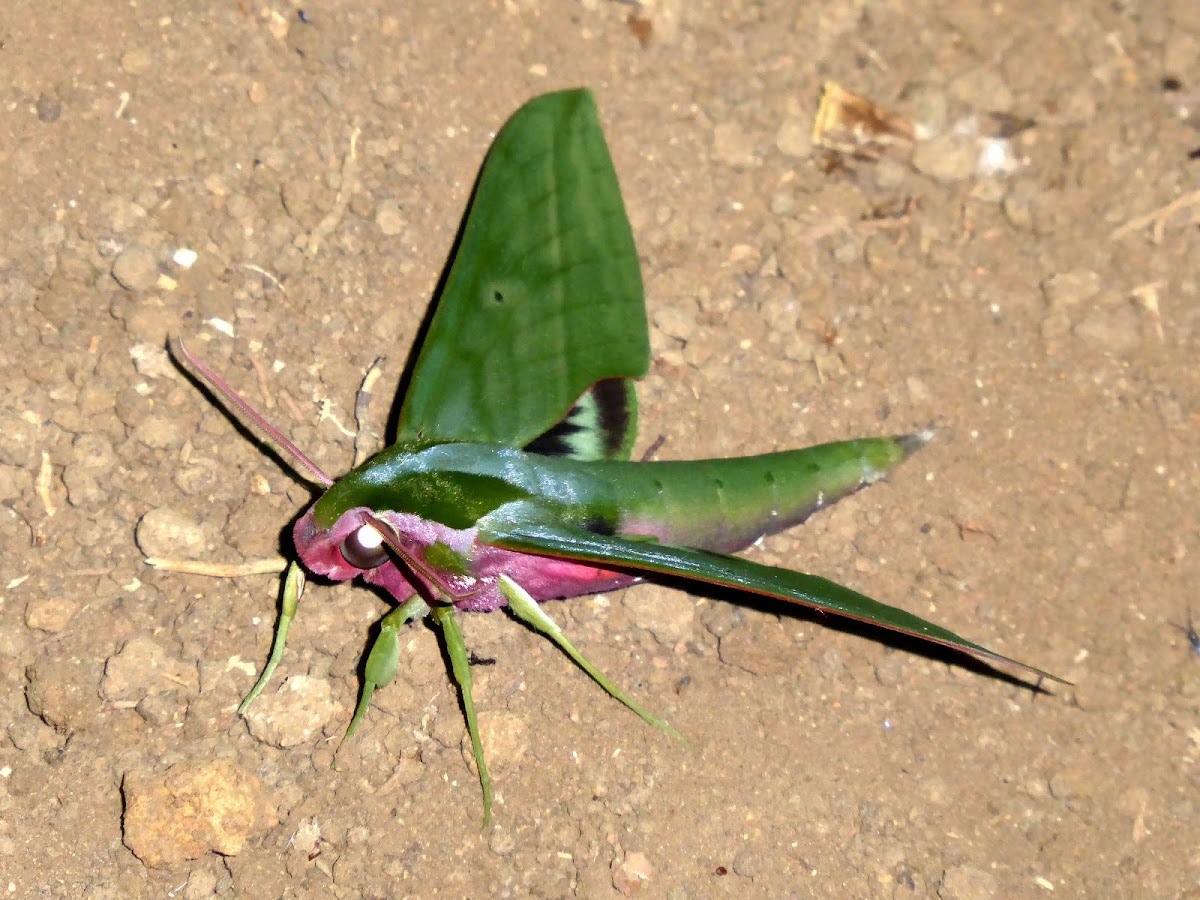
[239,562,305,714]
[498,575,684,743]
[430,605,493,827]
[343,595,431,741]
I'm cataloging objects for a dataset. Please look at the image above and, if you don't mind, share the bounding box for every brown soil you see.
[3,1,1199,897]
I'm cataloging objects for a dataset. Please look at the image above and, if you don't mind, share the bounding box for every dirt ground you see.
[3,0,1199,896]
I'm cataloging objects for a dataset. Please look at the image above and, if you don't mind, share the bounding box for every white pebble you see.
[172,247,199,268]
[205,317,235,337]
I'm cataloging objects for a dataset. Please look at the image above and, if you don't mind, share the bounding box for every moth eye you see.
[340,523,388,569]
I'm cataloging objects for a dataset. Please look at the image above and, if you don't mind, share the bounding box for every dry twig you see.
[1110,190,1200,243]
[145,557,288,577]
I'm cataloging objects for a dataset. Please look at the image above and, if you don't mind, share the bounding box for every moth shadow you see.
[640,572,1052,695]
[383,142,492,446]
[169,344,326,499]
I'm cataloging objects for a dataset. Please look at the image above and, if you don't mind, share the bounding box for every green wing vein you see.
[396,89,649,449]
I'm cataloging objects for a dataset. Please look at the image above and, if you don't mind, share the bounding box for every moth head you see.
[293,506,388,579]
[291,505,422,607]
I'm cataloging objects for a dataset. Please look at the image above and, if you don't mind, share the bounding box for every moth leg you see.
[430,604,493,827]
[498,575,683,742]
[343,595,431,741]
[239,562,305,714]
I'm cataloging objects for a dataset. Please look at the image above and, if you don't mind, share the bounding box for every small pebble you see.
[918,776,949,805]
[136,692,186,727]
[906,83,949,136]
[129,343,175,379]
[976,138,1020,177]
[718,617,794,676]
[872,156,909,190]
[1040,310,1071,349]
[949,67,1014,111]
[488,826,516,856]
[774,116,812,158]
[0,412,37,468]
[105,196,149,232]
[625,586,694,646]
[1048,767,1092,801]
[1058,85,1098,124]
[111,244,160,292]
[1163,31,1199,78]
[1074,304,1140,355]
[242,675,343,748]
[121,47,154,75]
[698,601,744,639]
[136,507,207,560]
[181,868,219,900]
[939,864,998,900]
[122,760,276,868]
[906,375,931,404]
[122,302,178,343]
[35,93,62,123]
[816,647,845,680]
[133,414,186,450]
[1041,270,1101,308]
[204,317,235,338]
[24,596,80,633]
[1002,182,1036,229]
[712,121,758,168]
[375,199,406,236]
[912,132,979,183]
[612,851,653,897]
[652,305,698,343]
[0,463,31,502]
[769,189,795,217]
[100,636,198,702]
[24,650,101,730]
[461,711,527,779]
[267,10,290,41]
[732,848,765,878]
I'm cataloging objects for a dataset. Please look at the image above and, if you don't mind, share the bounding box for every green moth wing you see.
[396,89,649,450]
[480,511,1065,683]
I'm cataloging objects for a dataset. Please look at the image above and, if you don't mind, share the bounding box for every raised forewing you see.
[396,89,649,448]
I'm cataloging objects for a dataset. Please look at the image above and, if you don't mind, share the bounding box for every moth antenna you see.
[172,338,334,488]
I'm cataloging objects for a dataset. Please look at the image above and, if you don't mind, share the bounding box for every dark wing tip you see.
[896,428,937,460]
[524,378,635,460]
[590,378,633,457]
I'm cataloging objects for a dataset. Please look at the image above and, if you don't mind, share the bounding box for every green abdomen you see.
[605,434,927,553]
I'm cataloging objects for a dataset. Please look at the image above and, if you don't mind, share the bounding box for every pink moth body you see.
[293,506,637,612]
